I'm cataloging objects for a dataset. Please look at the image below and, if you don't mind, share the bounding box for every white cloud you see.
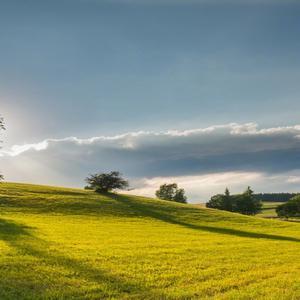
[286,176,300,184]
[4,141,49,157]
[125,171,263,201]
[2,122,300,157]
[126,171,300,202]
[2,122,300,202]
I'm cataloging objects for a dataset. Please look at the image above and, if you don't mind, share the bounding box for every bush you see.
[276,196,300,219]
[155,183,187,203]
[85,171,129,193]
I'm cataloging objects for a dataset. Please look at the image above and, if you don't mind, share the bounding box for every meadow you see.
[0,182,300,299]
[258,202,285,218]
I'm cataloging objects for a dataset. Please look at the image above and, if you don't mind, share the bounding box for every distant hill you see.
[254,193,300,202]
[0,182,300,299]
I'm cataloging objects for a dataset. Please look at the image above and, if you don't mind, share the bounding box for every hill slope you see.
[0,182,300,299]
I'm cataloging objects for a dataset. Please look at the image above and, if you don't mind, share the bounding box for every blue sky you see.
[1,0,300,201]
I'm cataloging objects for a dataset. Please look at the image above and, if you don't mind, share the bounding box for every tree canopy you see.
[206,187,262,215]
[276,196,300,219]
[85,171,129,193]
[155,183,187,203]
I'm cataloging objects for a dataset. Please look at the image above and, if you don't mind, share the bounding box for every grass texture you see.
[0,182,300,299]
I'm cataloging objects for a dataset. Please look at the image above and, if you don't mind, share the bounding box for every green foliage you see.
[0,182,300,299]
[155,183,187,203]
[276,196,300,219]
[235,186,262,215]
[223,187,232,211]
[207,187,262,215]
[85,171,129,193]
[255,193,299,202]
[206,193,226,209]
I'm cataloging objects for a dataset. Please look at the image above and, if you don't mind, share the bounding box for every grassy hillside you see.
[0,183,300,299]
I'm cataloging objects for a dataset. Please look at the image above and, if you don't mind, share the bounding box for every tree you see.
[0,116,5,181]
[206,188,232,211]
[85,171,129,193]
[206,194,225,210]
[234,187,262,215]
[155,183,187,203]
[173,188,187,203]
[276,196,300,219]
[223,187,232,211]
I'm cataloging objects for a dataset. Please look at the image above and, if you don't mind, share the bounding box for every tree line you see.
[254,193,299,202]
[206,187,262,215]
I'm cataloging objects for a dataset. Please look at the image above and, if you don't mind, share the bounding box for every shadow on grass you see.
[27,190,87,196]
[1,190,299,244]
[0,194,138,217]
[0,218,165,299]
[0,218,32,241]
[283,219,300,223]
[0,188,209,219]
[111,194,300,243]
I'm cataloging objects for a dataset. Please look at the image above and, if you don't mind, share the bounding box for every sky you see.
[1,0,300,202]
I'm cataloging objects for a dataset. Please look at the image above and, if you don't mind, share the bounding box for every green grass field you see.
[0,182,300,299]
[258,202,285,218]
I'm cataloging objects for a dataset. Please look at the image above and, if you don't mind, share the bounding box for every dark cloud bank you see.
[1,123,300,200]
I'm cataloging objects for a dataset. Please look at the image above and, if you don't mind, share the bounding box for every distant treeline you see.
[254,193,300,202]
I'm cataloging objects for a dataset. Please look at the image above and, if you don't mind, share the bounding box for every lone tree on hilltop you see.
[0,116,5,181]
[85,171,129,193]
[155,183,187,203]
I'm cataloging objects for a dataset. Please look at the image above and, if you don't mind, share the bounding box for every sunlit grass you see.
[0,182,300,299]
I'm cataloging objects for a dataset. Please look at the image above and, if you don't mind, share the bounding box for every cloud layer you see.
[1,123,300,201]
